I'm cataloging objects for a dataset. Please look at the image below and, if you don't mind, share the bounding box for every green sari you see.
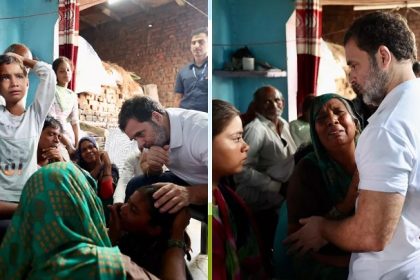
[291,94,362,280]
[0,162,125,279]
[306,93,362,206]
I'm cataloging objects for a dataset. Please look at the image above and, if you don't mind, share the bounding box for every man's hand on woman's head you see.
[152,183,189,214]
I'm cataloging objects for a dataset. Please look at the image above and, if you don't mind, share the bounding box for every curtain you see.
[296,0,322,115]
[58,0,80,91]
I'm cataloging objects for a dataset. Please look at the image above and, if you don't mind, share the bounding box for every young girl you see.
[109,186,192,279]
[49,56,80,153]
[212,99,268,279]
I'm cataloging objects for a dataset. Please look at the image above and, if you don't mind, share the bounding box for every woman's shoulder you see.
[289,155,324,194]
[295,152,320,172]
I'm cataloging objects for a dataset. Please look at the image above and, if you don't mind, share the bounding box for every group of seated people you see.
[212,86,369,279]
[0,43,208,279]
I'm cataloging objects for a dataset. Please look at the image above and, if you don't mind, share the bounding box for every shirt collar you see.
[189,58,208,69]
[256,113,277,129]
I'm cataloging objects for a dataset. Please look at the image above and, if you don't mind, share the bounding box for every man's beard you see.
[352,59,389,107]
[151,121,168,147]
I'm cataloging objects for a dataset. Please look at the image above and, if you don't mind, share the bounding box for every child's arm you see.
[4,52,37,69]
[24,56,56,128]
[71,122,80,148]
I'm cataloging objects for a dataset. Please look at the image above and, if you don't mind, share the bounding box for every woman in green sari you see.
[0,162,157,279]
[286,94,362,280]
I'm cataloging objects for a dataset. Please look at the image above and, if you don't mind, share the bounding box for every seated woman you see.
[109,186,192,279]
[212,99,268,279]
[76,136,119,220]
[0,162,172,279]
[286,94,362,279]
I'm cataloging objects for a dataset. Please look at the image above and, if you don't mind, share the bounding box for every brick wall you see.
[323,6,420,60]
[81,0,208,107]
[78,61,143,138]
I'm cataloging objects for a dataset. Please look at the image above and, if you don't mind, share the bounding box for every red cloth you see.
[99,176,114,200]
[58,0,79,91]
[296,0,322,115]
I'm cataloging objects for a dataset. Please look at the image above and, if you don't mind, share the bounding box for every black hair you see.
[52,56,74,75]
[43,115,63,133]
[118,186,192,278]
[137,186,191,249]
[212,99,240,139]
[191,27,208,37]
[140,186,175,230]
[344,11,417,62]
[118,96,165,131]
[0,54,27,77]
[413,61,420,77]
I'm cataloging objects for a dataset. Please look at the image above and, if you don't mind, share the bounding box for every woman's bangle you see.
[103,173,112,177]
[167,239,187,250]
[167,239,191,261]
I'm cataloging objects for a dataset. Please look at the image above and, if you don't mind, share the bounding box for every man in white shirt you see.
[285,12,420,279]
[117,96,207,218]
[234,85,296,212]
[234,86,296,261]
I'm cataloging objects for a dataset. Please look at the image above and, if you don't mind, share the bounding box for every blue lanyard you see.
[192,62,207,81]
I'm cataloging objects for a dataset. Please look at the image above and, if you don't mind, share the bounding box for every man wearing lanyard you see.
[174,27,208,112]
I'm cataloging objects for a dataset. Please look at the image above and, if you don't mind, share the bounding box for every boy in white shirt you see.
[0,53,56,219]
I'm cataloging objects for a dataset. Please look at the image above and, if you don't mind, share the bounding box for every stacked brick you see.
[78,61,144,148]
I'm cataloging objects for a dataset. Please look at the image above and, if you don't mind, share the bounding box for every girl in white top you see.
[49,56,80,151]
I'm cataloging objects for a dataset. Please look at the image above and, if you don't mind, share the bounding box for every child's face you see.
[0,63,28,104]
[56,61,72,85]
[120,190,159,236]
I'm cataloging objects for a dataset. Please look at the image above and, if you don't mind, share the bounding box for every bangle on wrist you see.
[167,239,188,255]
[167,239,186,250]
[167,239,191,261]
